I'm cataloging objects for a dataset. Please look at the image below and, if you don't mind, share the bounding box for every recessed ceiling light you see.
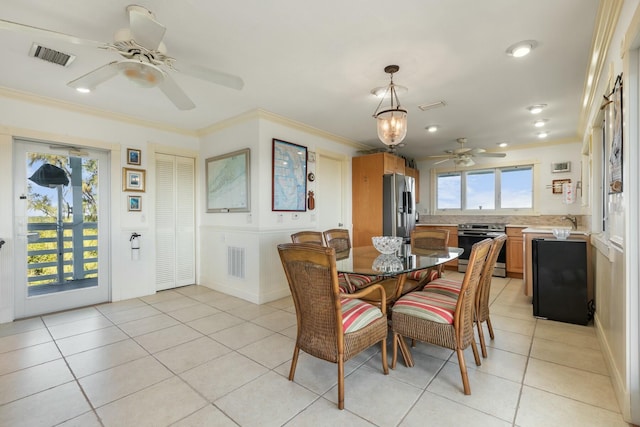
[527,104,546,114]
[537,131,548,139]
[506,40,537,57]
[534,119,548,127]
[426,125,438,133]
[498,142,508,148]
[75,87,91,93]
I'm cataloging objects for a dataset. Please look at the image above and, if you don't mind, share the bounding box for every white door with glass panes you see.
[155,153,195,290]
[13,139,110,318]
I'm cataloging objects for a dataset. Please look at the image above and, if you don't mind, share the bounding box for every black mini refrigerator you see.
[532,238,589,325]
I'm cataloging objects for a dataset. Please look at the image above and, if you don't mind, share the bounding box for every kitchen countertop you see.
[522,227,590,236]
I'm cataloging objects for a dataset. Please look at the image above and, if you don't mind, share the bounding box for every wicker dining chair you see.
[422,234,507,357]
[277,243,389,410]
[391,238,492,395]
[323,229,382,295]
[291,231,325,245]
[401,228,450,294]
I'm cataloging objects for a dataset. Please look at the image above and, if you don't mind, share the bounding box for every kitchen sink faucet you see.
[562,215,578,230]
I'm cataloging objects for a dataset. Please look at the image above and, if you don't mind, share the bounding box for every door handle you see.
[338,223,343,227]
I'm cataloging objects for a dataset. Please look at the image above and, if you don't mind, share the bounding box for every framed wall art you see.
[206,148,251,213]
[552,179,571,194]
[127,148,141,165]
[608,73,623,193]
[123,168,145,192]
[128,195,142,211]
[272,138,307,211]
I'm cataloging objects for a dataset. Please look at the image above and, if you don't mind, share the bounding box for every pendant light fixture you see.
[372,65,408,147]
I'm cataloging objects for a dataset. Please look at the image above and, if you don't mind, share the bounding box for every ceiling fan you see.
[426,138,506,167]
[0,5,244,110]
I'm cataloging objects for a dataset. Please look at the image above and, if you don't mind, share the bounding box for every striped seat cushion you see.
[422,277,462,299]
[338,273,377,294]
[338,274,355,294]
[392,291,458,324]
[407,268,439,283]
[340,298,384,333]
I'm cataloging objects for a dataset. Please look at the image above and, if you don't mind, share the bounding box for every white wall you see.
[416,140,585,216]
[0,94,199,323]
[197,111,360,303]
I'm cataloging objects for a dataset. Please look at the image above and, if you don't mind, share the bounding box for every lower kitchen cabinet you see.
[506,226,525,278]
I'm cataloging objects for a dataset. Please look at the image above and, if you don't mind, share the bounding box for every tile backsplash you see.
[418,214,590,230]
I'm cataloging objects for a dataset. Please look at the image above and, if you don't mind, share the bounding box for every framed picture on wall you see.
[272,138,307,211]
[128,195,142,211]
[608,74,623,193]
[127,148,141,165]
[205,148,251,213]
[123,168,145,192]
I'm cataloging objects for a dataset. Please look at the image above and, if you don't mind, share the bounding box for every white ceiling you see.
[0,0,599,159]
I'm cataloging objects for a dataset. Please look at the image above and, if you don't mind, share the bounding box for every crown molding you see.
[197,108,369,150]
[0,86,198,137]
[577,0,624,136]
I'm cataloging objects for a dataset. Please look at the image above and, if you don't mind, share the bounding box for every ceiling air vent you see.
[28,43,76,67]
[418,101,446,111]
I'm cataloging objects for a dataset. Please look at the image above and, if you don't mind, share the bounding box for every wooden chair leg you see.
[456,348,471,395]
[288,346,300,380]
[381,338,389,374]
[486,316,495,339]
[391,332,398,369]
[477,321,488,358]
[470,339,481,366]
[337,356,345,410]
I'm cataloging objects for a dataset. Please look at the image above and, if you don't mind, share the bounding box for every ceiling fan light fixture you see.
[373,65,408,147]
[118,60,164,88]
[454,157,475,167]
[527,104,546,114]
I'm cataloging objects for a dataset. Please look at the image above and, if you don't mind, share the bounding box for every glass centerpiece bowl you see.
[371,236,403,254]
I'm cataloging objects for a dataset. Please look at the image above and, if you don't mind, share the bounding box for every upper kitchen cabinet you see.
[382,152,405,174]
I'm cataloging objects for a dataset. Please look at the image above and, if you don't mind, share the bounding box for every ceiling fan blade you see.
[453,147,472,154]
[474,152,507,158]
[0,18,104,47]
[176,63,245,90]
[426,154,453,159]
[158,72,195,110]
[433,158,452,165]
[127,5,166,51]
[67,61,120,91]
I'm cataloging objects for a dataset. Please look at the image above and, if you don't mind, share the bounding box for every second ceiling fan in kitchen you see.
[427,138,506,167]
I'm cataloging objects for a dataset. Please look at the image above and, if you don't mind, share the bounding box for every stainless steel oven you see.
[457,223,507,277]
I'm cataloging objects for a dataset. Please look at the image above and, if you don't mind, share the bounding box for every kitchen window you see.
[436,165,533,212]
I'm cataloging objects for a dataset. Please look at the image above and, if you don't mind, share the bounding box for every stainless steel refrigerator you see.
[382,173,416,241]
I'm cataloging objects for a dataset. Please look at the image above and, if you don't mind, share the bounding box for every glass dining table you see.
[335,245,464,302]
[335,244,463,365]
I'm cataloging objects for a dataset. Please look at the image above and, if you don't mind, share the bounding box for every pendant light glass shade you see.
[373,65,408,147]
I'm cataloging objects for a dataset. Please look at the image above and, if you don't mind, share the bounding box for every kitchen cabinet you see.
[506,226,525,278]
[414,225,458,270]
[521,228,592,297]
[404,167,420,203]
[352,152,410,246]
[383,152,405,174]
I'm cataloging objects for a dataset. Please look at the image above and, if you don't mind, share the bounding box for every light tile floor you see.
[0,273,631,426]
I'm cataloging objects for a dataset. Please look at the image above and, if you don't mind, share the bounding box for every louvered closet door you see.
[156,154,195,290]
